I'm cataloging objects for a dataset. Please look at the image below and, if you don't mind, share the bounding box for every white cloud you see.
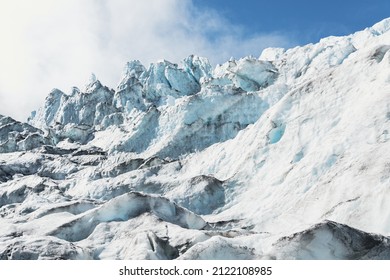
[0,0,293,121]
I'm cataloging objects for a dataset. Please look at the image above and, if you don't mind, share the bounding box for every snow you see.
[1,18,390,259]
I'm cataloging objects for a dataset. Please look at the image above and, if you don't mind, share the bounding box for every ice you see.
[88,73,97,85]
[48,192,206,242]
[140,57,207,102]
[267,123,285,144]
[269,221,390,259]
[178,236,257,260]
[0,236,92,260]
[182,55,212,81]
[0,115,51,153]
[1,18,390,259]
[211,57,278,91]
[165,175,225,215]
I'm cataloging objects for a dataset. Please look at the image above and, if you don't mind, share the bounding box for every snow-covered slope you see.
[1,18,390,260]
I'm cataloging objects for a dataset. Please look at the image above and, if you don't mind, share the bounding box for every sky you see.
[0,0,389,121]
[197,0,390,44]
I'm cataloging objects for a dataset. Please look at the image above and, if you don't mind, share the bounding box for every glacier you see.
[1,18,390,260]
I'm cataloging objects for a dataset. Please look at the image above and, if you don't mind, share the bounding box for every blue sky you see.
[195,0,390,45]
[0,0,389,121]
